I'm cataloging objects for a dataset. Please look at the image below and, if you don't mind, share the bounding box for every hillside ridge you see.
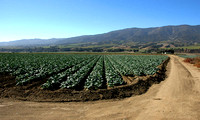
[0,24,200,47]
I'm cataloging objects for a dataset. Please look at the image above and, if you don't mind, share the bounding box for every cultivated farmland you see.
[0,53,169,101]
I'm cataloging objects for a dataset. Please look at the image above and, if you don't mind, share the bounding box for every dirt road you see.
[0,55,200,120]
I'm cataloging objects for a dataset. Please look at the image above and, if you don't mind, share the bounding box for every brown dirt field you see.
[0,55,200,120]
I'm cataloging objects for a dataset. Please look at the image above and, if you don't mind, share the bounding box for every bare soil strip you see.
[0,55,199,120]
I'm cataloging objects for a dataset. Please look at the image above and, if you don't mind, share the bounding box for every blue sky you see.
[0,0,200,42]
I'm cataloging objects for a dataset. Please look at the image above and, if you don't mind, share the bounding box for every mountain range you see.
[1,25,200,48]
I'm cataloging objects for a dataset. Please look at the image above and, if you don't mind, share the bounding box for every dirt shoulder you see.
[136,55,200,120]
[0,55,200,120]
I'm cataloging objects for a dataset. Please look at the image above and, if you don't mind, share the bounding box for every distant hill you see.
[1,25,200,47]
[0,38,63,47]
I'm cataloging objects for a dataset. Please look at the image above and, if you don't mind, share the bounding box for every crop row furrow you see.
[42,56,97,89]
[84,56,105,89]
[60,56,100,89]
[104,56,124,87]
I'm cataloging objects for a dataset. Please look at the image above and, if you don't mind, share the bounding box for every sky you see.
[0,0,200,42]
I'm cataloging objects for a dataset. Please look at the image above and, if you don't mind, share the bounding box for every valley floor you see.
[0,55,200,120]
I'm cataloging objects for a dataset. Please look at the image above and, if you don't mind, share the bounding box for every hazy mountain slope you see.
[55,25,200,45]
[0,38,65,47]
[1,25,200,47]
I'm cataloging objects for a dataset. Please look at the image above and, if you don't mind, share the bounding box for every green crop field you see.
[177,54,200,58]
[0,53,168,90]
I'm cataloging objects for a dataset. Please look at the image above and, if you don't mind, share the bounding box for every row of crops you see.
[178,54,199,58]
[0,53,168,90]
